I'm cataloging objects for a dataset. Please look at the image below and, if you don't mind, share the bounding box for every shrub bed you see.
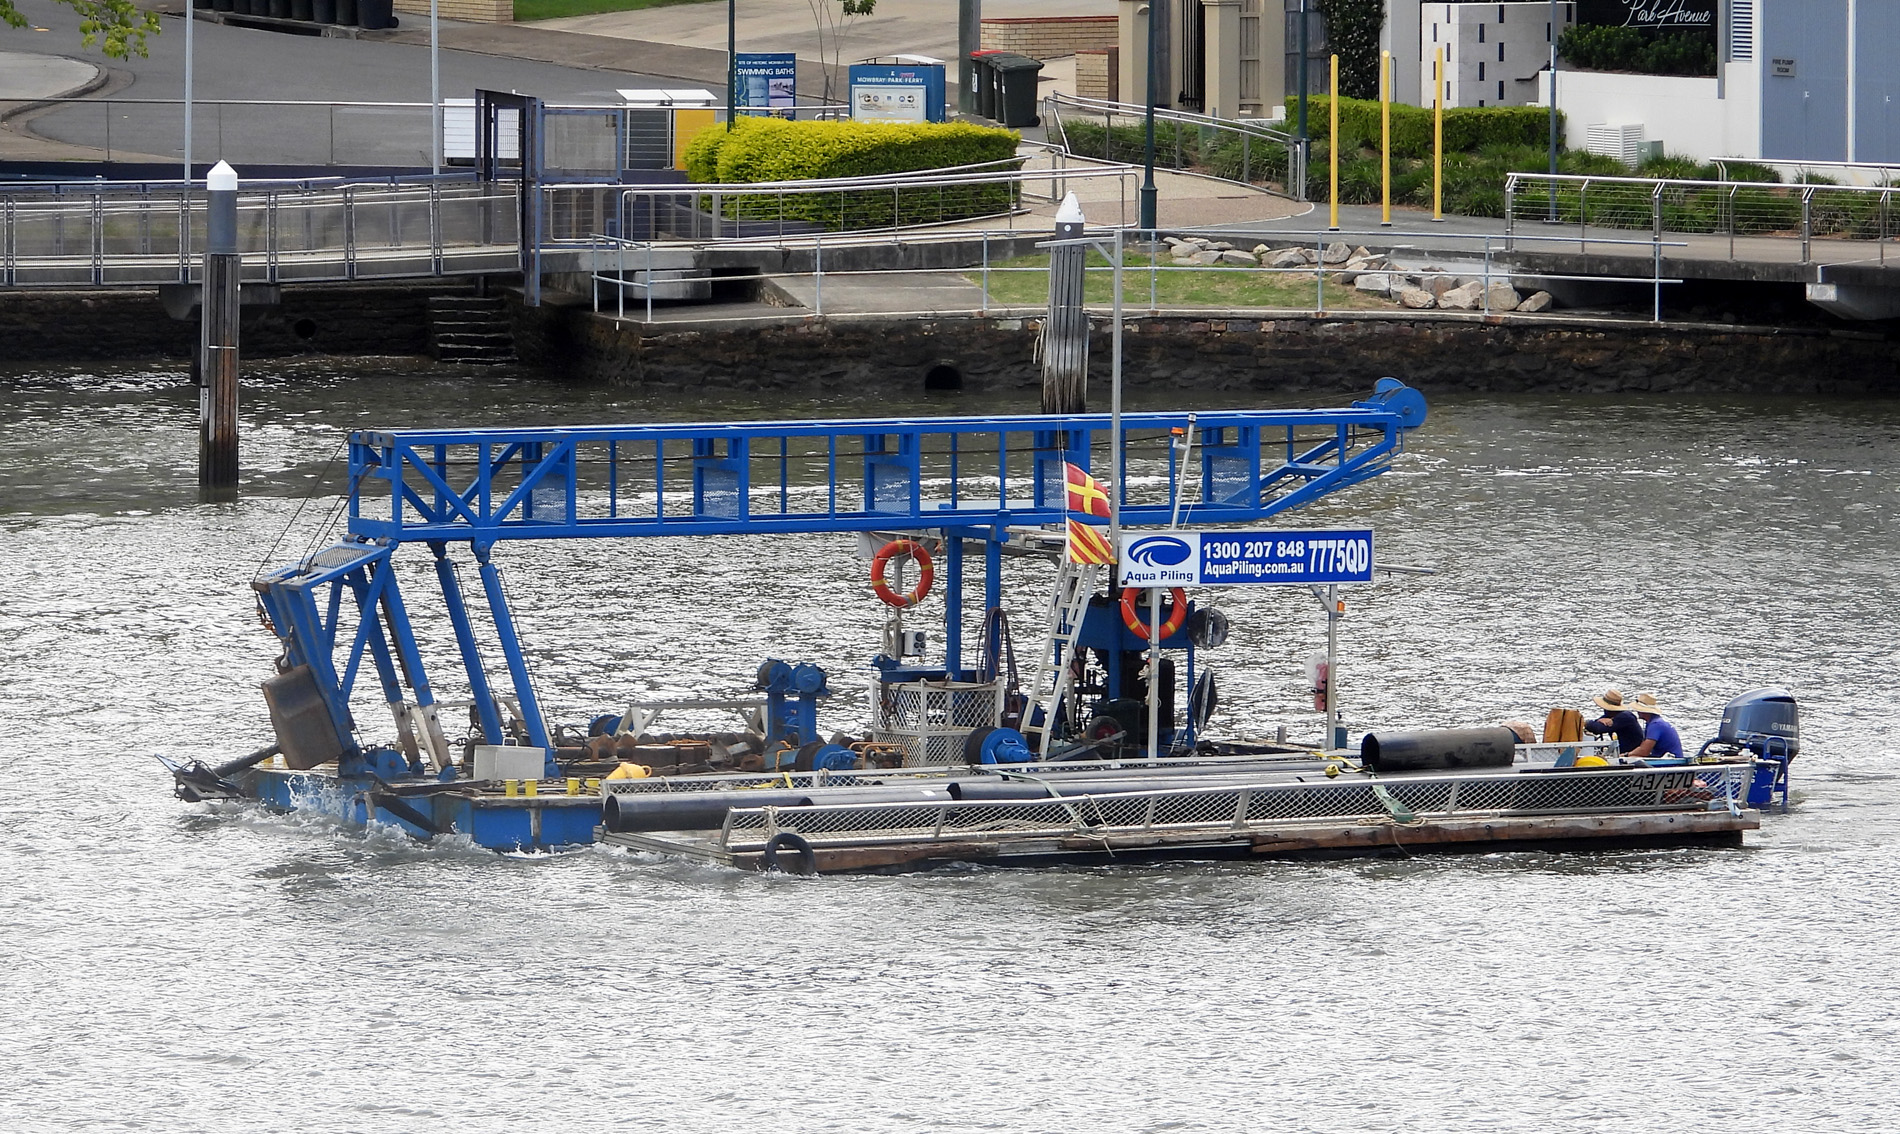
[681,117,1024,230]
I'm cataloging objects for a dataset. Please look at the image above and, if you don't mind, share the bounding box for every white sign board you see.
[852,83,929,122]
[1118,530,1375,587]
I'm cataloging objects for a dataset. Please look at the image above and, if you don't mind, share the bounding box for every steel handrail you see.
[1048,92,1301,145]
[579,162,1127,198]
[1045,92,1307,202]
[2,178,519,287]
[1504,171,1896,265]
[572,164,1136,246]
[1505,171,1899,195]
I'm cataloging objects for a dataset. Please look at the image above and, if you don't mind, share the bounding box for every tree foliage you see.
[1315,0,1383,100]
[1,0,161,59]
[804,0,875,104]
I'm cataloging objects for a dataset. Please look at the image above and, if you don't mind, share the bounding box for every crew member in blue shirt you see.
[1627,691,1684,761]
[1584,688,1644,754]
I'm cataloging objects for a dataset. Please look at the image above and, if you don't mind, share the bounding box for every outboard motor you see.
[1717,687,1800,757]
[1699,687,1799,811]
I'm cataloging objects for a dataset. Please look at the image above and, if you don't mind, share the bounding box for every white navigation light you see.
[1055,191,1085,226]
[206,160,238,192]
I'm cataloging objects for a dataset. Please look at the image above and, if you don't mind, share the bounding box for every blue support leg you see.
[345,568,421,773]
[373,562,451,772]
[985,525,1003,613]
[944,534,963,676]
[432,541,505,746]
[472,542,555,771]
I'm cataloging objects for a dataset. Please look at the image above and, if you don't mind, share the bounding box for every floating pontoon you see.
[161,380,1795,867]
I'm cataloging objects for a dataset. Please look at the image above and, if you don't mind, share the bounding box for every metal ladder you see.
[1024,559,1103,757]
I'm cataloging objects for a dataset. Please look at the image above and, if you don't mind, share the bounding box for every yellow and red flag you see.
[1066,518,1116,565]
[1063,461,1112,519]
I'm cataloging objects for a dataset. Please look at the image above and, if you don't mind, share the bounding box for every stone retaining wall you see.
[0,283,445,361]
[980,16,1119,59]
[512,304,1900,398]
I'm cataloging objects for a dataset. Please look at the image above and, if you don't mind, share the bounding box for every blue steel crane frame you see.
[254,383,1428,773]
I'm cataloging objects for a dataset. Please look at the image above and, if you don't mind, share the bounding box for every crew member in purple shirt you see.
[1584,688,1645,754]
[1627,691,1684,761]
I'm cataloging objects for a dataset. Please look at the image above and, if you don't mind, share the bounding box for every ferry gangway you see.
[255,386,1428,778]
[0,173,520,287]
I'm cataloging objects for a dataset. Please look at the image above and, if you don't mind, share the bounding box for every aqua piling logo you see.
[1119,534,1201,586]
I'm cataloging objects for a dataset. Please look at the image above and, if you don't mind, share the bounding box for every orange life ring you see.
[1120,587,1188,641]
[870,539,935,608]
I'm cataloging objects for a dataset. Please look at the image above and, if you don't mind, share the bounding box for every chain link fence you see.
[716,762,1756,852]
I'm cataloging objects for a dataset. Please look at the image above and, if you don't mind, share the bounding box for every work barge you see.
[163,381,1795,872]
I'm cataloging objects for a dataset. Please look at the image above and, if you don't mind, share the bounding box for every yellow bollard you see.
[566,777,580,796]
[1380,49,1392,227]
[1433,47,1445,222]
[585,778,602,795]
[503,779,519,797]
[524,779,538,797]
[1328,54,1340,231]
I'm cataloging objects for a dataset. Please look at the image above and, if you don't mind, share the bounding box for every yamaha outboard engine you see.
[1700,687,1799,810]
[1717,687,1800,757]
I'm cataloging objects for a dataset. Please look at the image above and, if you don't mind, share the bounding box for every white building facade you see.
[1545,0,1900,164]
[1418,2,1574,107]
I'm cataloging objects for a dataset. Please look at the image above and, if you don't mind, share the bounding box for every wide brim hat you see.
[1631,692,1661,715]
[1593,689,1631,712]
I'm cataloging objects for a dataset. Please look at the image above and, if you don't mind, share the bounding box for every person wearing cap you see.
[1626,692,1684,761]
[1584,688,1644,754]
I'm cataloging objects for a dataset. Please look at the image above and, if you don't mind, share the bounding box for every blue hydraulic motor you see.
[755,660,831,748]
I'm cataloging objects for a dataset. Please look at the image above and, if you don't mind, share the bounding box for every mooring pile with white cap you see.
[1040,191,1089,415]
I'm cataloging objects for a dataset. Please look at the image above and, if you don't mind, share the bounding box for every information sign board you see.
[1117,530,1375,587]
[735,53,798,114]
[847,62,948,123]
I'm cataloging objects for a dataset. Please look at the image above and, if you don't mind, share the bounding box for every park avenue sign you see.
[1578,0,1715,28]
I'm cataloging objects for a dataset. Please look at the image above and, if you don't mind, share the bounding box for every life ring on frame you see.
[870,539,935,608]
[1119,587,1188,641]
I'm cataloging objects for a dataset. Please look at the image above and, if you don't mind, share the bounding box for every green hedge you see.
[1288,95,1559,160]
[683,116,1020,184]
[681,117,1024,231]
[1557,25,1716,77]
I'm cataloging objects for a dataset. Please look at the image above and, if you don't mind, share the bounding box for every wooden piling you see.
[199,161,240,490]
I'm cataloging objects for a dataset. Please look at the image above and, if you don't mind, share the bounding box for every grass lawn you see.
[514,0,716,23]
[970,252,1398,311]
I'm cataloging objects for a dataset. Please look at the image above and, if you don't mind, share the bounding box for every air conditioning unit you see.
[1585,123,1646,167]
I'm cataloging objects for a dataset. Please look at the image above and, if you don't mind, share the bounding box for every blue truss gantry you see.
[257,381,1428,770]
[344,380,1428,544]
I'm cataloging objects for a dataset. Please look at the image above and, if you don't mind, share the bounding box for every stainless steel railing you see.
[1044,92,1308,202]
[0,175,519,287]
[539,161,1139,249]
[581,223,1683,324]
[1504,172,1898,265]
